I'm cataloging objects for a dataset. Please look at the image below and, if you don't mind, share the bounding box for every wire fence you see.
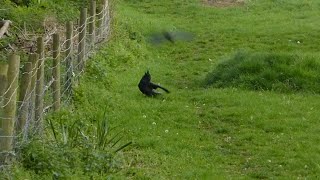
[0,0,111,166]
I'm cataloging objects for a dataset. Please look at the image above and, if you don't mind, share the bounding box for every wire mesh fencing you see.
[0,0,111,166]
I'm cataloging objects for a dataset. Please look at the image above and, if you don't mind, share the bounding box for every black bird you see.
[148,31,194,45]
[138,71,170,96]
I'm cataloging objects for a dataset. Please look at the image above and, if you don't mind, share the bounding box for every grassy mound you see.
[205,51,320,93]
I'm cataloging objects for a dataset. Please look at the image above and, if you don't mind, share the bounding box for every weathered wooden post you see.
[28,54,38,123]
[102,0,107,29]
[17,62,32,133]
[0,62,8,164]
[52,33,61,111]
[78,8,87,73]
[0,54,20,163]
[0,63,8,117]
[104,0,109,31]
[97,3,103,41]
[0,63,8,138]
[35,37,44,133]
[89,0,96,48]
[65,21,73,99]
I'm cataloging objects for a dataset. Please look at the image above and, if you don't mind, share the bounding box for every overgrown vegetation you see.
[15,110,130,179]
[2,0,320,179]
[205,51,320,93]
[0,0,82,29]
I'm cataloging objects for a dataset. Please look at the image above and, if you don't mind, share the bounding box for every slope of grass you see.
[205,51,320,93]
[73,0,320,178]
[6,0,320,179]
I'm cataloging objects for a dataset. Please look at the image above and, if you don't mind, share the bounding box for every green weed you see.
[15,109,131,178]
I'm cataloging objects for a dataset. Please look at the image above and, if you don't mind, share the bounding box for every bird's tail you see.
[158,85,170,93]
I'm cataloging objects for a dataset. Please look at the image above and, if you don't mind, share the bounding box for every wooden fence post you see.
[0,63,8,141]
[89,0,96,49]
[78,8,87,74]
[65,21,73,99]
[105,0,109,30]
[97,3,103,41]
[0,54,20,163]
[17,62,32,133]
[0,62,8,164]
[102,0,107,29]
[35,37,44,133]
[52,33,61,111]
[0,63,8,117]
[29,54,38,123]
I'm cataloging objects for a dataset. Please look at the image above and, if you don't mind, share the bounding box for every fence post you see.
[0,63,8,145]
[97,3,103,41]
[78,8,87,74]
[65,21,73,100]
[0,63,8,116]
[89,0,96,49]
[35,37,44,133]
[102,0,107,29]
[0,54,20,163]
[17,62,32,133]
[29,54,38,124]
[53,33,61,111]
[104,0,109,31]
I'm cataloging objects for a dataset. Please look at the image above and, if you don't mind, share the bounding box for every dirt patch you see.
[203,0,245,7]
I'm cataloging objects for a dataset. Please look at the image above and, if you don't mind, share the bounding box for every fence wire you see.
[0,0,111,168]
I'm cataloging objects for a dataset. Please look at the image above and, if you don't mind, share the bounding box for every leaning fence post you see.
[17,62,32,133]
[0,54,20,163]
[65,21,73,99]
[52,33,61,111]
[78,8,87,74]
[35,37,44,133]
[89,0,96,49]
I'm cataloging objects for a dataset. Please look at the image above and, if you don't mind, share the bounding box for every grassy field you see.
[73,0,320,178]
[7,0,320,179]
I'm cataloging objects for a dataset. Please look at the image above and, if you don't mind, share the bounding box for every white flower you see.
[165,130,169,133]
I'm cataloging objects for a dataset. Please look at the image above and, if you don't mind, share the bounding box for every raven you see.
[148,31,194,45]
[138,71,170,96]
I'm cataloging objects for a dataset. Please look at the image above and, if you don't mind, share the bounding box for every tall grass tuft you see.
[204,51,320,94]
[18,109,131,178]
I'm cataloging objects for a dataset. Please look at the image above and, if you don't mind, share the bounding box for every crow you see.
[148,31,194,45]
[138,71,170,96]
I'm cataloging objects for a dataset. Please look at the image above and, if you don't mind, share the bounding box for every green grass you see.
[6,0,320,178]
[204,51,320,93]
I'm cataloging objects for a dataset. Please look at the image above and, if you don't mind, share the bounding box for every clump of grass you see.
[17,109,131,178]
[204,51,320,93]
